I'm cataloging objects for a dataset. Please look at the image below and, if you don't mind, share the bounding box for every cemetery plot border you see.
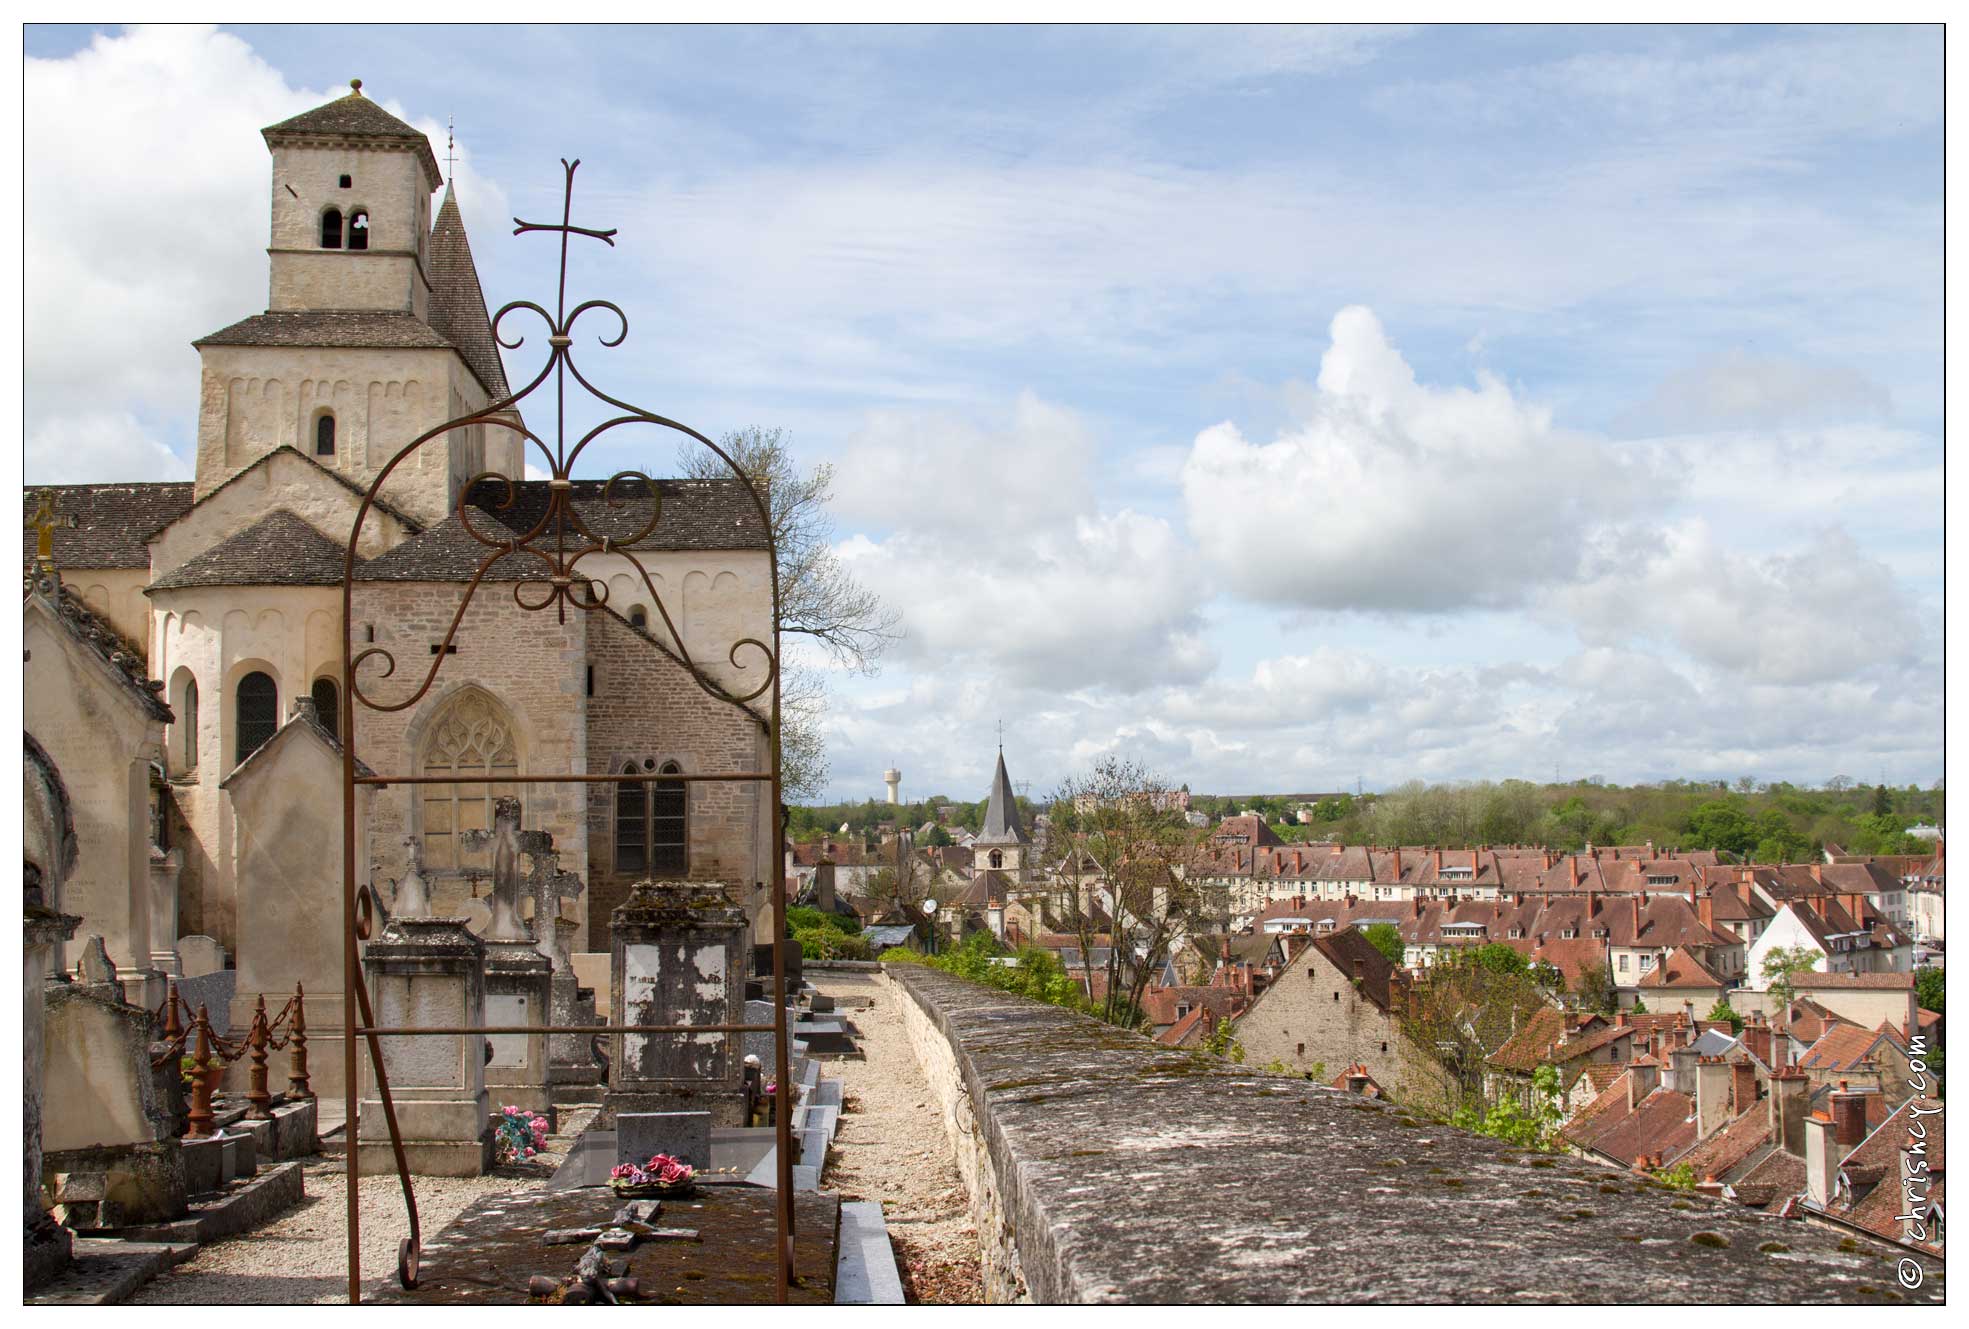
[336,159,794,1305]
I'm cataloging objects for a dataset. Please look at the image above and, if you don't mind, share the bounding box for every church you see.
[24,83,778,1092]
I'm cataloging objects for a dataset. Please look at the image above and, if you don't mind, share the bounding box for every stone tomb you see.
[603,879,748,1128]
[358,916,492,1176]
[464,799,557,1126]
[40,940,190,1231]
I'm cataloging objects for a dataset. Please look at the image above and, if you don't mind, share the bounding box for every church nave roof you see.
[21,482,193,570]
[148,509,357,592]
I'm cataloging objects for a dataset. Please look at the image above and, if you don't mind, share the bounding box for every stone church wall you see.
[582,607,770,951]
[68,568,152,660]
[193,344,491,526]
[351,579,589,925]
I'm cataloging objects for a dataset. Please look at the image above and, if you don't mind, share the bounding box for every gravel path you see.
[134,1106,598,1304]
[809,970,984,1304]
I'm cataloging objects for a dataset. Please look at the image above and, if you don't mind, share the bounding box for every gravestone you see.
[602,878,748,1128]
[357,916,492,1176]
[464,800,555,1126]
[176,941,227,984]
[617,1111,712,1172]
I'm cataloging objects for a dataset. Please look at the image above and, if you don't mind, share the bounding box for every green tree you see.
[1705,998,1744,1033]
[1872,783,1893,817]
[1761,944,1821,1009]
[1473,943,1529,977]
[1363,923,1406,970]
[1915,967,1943,1017]
[1684,801,1756,856]
[1573,962,1618,1016]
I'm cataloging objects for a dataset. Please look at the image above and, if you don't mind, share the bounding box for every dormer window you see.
[320,208,343,249]
[348,209,370,251]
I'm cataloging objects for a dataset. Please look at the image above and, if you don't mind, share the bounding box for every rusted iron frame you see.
[358,1023,780,1035]
[339,157,793,1304]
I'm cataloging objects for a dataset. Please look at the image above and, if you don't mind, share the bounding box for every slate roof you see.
[426,184,510,400]
[195,310,457,352]
[25,576,173,722]
[975,749,1028,846]
[1732,1147,1806,1208]
[23,483,194,569]
[1676,1106,1773,1182]
[1796,1022,1903,1074]
[148,510,355,591]
[1791,972,1916,991]
[357,477,769,580]
[1836,1096,1943,1253]
[262,86,441,181]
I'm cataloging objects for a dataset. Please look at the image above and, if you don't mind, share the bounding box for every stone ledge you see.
[885,963,1945,1304]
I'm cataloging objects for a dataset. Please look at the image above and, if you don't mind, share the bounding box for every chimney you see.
[1682,999,1694,1028]
[815,860,837,914]
[1668,1045,1698,1096]
[1805,1111,1838,1208]
[1353,956,1366,982]
[1697,895,1715,931]
[1630,895,1642,937]
[1411,897,1422,918]
[1770,1068,1809,1157]
[1433,848,1442,872]
[1742,1018,1772,1068]
[1695,1175,1726,1200]
[1345,1066,1372,1096]
[1392,847,1401,878]
[1696,1056,1731,1138]
[1628,1058,1661,1111]
[1568,857,1580,889]
[1544,850,1553,870]
[1731,1058,1759,1114]
[1616,1010,1630,1028]
[1832,1081,1867,1149]
[1809,864,1823,886]
[1589,890,1600,918]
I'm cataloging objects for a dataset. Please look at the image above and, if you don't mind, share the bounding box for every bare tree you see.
[677,427,900,798]
[1047,756,1205,1028]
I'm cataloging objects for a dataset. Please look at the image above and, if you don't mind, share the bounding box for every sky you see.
[21,23,1944,805]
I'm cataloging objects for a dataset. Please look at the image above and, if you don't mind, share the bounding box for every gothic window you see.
[616,760,687,876]
[235,671,277,766]
[348,209,370,251]
[311,677,340,738]
[315,412,336,457]
[418,691,519,872]
[321,208,343,249]
[180,676,199,772]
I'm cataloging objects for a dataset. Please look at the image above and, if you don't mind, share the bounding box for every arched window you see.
[311,677,340,738]
[320,208,343,249]
[235,671,277,766]
[180,676,199,772]
[616,760,687,876]
[348,209,370,251]
[989,849,1003,869]
[315,413,336,457]
[418,691,519,871]
[615,763,647,874]
[628,606,648,630]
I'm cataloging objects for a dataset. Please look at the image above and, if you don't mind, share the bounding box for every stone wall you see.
[884,963,1943,1304]
[1233,941,1408,1092]
[582,606,769,951]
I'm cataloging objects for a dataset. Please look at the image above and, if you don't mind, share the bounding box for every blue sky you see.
[23,24,1943,804]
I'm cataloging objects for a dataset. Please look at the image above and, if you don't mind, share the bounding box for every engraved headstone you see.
[616,1110,711,1171]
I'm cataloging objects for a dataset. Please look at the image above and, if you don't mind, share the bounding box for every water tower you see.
[883,768,902,805]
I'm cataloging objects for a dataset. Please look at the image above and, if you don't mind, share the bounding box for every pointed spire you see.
[977,747,1027,846]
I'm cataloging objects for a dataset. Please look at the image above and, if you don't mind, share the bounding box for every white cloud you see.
[1180,306,1635,611]
[25,409,190,484]
[24,25,507,485]
[1621,349,1894,432]
[1549,523,1922,686]
[831,393,1212,694]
